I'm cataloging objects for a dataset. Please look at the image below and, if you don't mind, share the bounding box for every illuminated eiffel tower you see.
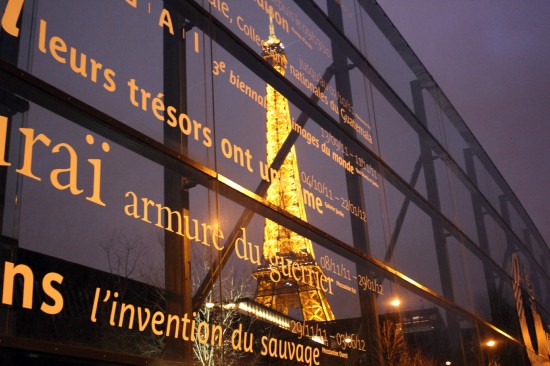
[253,19,335,322]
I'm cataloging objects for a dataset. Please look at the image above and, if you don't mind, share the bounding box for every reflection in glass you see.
[253,19,334,322]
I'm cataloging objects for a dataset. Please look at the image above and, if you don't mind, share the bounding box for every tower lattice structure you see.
[253,20,334,322]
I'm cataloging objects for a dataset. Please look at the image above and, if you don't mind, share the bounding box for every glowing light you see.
[445,362,452,365]
[253,19,334,322]
[237,301,291,329]
[205,302,215,309]
[390,298,401,307]
[344,337,352,343]
[486,340,496,347]
[312,336,325,344]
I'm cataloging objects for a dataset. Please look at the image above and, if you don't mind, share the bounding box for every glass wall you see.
[0,0,548,365]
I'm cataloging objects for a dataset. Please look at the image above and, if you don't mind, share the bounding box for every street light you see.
[390,298,401,307]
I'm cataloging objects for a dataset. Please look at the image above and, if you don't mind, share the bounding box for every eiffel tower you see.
[253,19,335,322]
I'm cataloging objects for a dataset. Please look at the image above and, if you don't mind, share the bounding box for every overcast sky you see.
[377,1,550,247]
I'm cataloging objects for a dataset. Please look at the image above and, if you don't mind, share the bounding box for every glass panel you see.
[447,168,478,241]
[378,283,471,365]
[421,88,446,145]
[383,183,443,296]
[14,1,214,167]
[1,0,548,365]
[372,87,421,183]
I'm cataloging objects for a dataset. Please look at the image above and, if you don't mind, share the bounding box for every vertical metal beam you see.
[326,2,383,365]
[0,0,26,238]
[411,79,464,363]
[162,5,193,362]
[0,0,29,347]
[464,149,503,334]
[498,195,517,274]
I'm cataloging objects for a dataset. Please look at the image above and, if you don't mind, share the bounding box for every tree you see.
[101,233,257,364]
[379,319,436,366]
[192,262,255,366]
[380,319,405,365]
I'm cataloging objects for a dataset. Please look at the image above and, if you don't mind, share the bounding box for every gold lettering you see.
[38,18,47,53]
[291,261,302,282]
[50,142,84,195]
[267,254,334,295]
[16,128,51,180]
[124,191,140,218]
[166,314,180,338]
[1,0,24,37]
[118,303,135,329]
[141,197,156,223]
[159,9,174,35]
[2,262,33,308]
[39,270,64,315]
[49,36,68,64]
[0,115,12,167]
[151,311,165,335]
[86,157,106,206]
[156,204,182,234]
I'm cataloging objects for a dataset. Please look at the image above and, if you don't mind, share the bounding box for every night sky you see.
[377,1,550,247]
